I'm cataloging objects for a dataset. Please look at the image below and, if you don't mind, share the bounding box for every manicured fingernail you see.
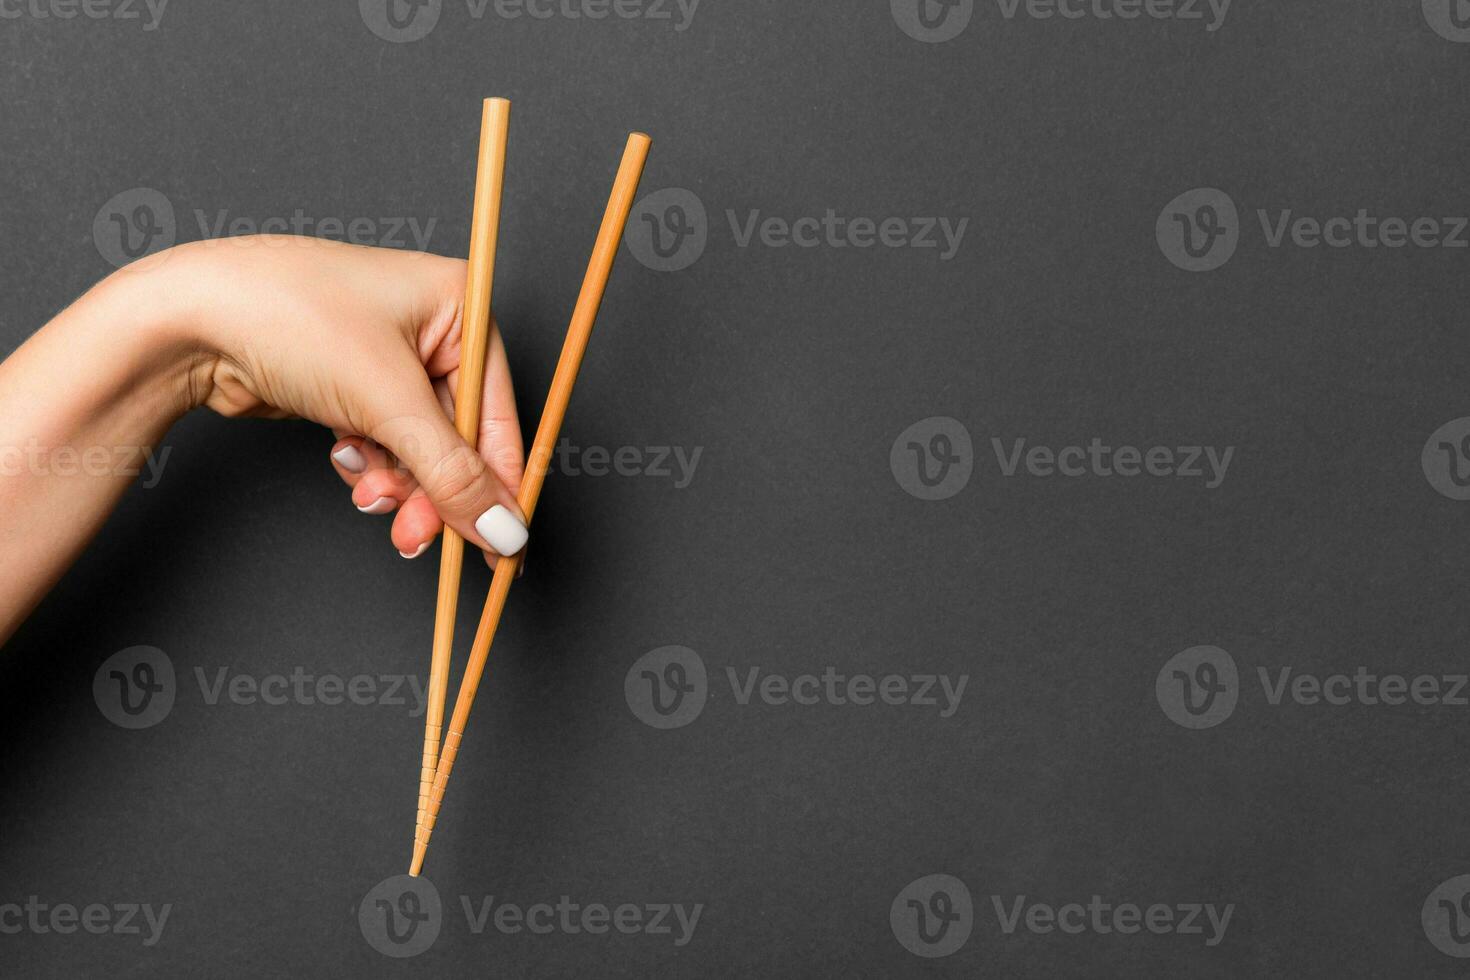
[475,504,528,556]
[399,542,431,560]
[332,445,366,473]
[357,496,395,515]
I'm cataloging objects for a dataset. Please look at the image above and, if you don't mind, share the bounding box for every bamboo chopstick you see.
[419,97,512,842]
[410,131,652,877]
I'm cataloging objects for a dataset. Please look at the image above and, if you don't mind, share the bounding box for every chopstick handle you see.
[411,132,651,876]
[419,97,512,835]
[520,131,653,526]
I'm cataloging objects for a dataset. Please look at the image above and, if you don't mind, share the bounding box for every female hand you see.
[0,235,528,641]
[166,235,529,561]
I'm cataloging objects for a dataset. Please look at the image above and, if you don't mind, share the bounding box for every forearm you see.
[0,263,210,640]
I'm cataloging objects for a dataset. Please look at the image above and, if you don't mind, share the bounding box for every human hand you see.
[158,235,528,561]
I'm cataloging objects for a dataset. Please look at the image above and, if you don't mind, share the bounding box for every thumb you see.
[364,380,528,559]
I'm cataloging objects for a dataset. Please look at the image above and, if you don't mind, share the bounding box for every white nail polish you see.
[475,504,528,556]
[399,542,431,560]
[357,496,395,515]
[332,445,366,473]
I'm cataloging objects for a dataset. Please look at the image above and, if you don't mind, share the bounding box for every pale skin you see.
[0,235,528,644]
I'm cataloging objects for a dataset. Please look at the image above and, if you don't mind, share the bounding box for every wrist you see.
[86,247,220,418]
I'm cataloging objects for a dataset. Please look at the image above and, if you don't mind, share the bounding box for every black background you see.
[4,1,1470,976]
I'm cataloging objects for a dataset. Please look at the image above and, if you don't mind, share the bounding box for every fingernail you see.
[475,504,528,556]
[332,445,366,473]
[399,542,431,560]
[357,496,395,515]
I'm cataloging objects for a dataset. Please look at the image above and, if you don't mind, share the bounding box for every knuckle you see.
[425,447,487,510]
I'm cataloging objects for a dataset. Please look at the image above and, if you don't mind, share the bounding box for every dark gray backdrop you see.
[4,0,1470,976]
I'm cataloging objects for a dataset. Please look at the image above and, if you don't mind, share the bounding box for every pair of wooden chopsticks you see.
[411,97,651,877]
